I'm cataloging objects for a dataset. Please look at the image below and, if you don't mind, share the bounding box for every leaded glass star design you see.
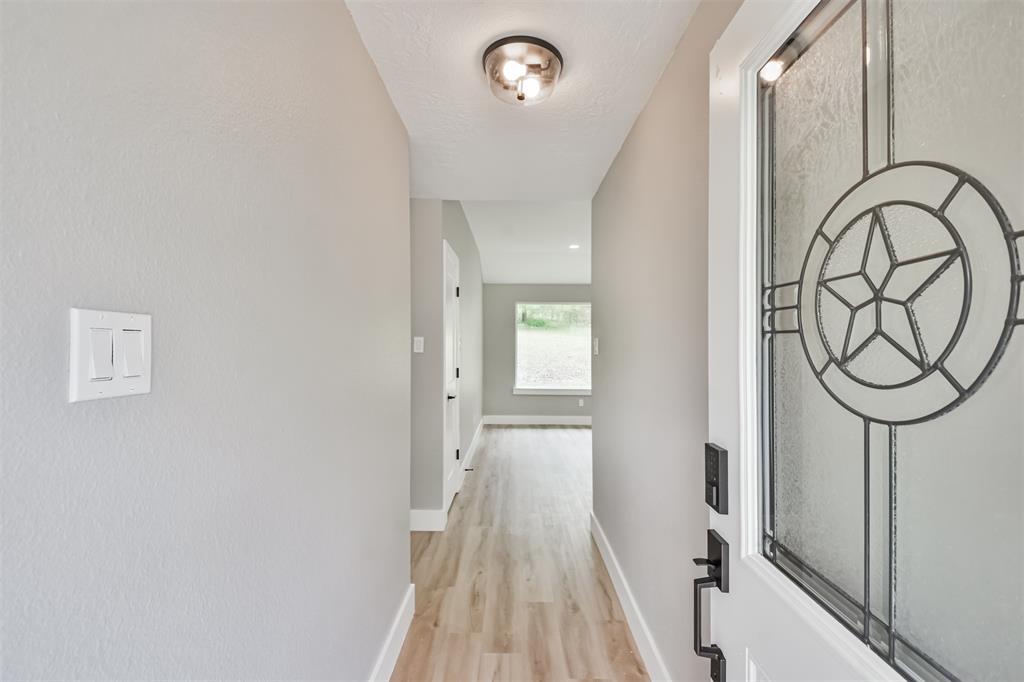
[816,203,967,384]
[796,162,1017,424]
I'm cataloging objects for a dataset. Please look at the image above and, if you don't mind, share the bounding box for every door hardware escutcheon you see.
[693,528,729,592]
[693,529,729,682]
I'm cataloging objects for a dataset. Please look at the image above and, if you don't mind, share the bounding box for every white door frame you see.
[707,1,901,679]
[442,239,463,513]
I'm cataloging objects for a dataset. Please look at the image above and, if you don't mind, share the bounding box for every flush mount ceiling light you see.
[483,35,563,106]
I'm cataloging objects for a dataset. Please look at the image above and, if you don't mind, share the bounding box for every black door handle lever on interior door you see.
[447,394,457,400]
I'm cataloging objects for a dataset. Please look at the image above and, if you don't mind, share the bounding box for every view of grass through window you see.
[515,303,592,391]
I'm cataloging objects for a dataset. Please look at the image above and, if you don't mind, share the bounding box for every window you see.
[514,303,591,395]
[758,0,1022,679]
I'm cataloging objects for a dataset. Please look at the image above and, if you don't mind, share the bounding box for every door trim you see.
[709,1,901,678]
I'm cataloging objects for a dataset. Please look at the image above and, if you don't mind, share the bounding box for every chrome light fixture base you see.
[482,35,563,106]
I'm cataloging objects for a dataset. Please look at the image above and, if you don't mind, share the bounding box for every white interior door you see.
[443,240,462,511]
[707,1,1022,681]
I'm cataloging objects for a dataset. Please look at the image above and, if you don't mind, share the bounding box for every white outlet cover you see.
[69,308,152,402]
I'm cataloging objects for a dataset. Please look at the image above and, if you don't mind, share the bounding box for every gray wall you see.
[590,0,740,679]
[410,200,483,511]
[1,3,411,679]
[483,284,593,417]
[410,199,444,510]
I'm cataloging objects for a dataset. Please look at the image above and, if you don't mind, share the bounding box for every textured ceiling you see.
[347,1,700,201]
[461,201,590,283]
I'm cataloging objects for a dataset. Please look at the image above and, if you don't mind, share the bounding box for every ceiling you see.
[346,1,701,201]
[461,201,590,283]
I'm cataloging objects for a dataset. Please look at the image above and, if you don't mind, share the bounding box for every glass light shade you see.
[483,36,562,106]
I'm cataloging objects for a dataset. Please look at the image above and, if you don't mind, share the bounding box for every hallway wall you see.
[410,200,483,512]
[410,200,445,510]
[590,0,741,678]
[0,3,411,679]
[483,283,593,418]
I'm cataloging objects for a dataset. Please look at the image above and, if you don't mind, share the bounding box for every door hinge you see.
[456,286,460,297]
[456,448,460,461]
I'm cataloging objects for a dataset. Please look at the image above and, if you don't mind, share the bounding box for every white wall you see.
[482,284,593,418]
[0,3,411,678]
[410,200,483,512]
[590,0,740,678]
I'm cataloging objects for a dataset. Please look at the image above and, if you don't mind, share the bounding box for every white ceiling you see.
[346,1,700,201]
[461,201,590,283]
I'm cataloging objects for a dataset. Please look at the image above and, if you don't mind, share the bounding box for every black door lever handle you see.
[447,394,457,400]
[693,556,722,582]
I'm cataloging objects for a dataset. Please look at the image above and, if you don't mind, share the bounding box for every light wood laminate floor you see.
[392,426,649,682]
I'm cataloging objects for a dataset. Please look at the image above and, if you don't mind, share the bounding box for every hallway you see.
[392,427,647,681]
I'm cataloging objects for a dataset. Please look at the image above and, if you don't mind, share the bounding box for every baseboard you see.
[462,419,484,469]
[367,583,415,681]
[590,512,672,681]
[410,508,447,532]
[482,414,592,426]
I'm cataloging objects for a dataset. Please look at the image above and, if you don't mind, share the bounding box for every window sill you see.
[513,387,592,396]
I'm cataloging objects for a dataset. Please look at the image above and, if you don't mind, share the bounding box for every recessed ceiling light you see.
[483,36,563,106]
[569,244,580,250]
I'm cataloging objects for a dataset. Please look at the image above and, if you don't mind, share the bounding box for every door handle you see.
[447,394,457,400]
[694,577,725,682]
[693,529,729,682]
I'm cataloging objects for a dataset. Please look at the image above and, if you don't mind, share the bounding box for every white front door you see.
[707,1,1022,681]
[442,240,463,511]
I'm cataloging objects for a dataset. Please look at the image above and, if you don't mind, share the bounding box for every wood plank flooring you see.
[392,426,649,682]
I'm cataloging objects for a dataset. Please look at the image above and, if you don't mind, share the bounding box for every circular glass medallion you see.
[798,162,1019,424]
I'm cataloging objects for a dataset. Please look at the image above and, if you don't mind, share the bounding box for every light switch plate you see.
[413,336,424,353]
[70,308,152,402]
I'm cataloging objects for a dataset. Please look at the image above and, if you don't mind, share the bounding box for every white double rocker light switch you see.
[70,308,152,402]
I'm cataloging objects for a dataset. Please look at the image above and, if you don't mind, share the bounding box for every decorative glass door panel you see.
[759,1,1023,680]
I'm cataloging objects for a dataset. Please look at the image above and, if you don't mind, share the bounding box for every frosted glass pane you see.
[773,335,864,600]
[898,338,1024,680]
[767,0,867,630]
[773,3,863,285]
[867,422,891,655]
[892,0,1024,234]
[891,1,1024,678]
